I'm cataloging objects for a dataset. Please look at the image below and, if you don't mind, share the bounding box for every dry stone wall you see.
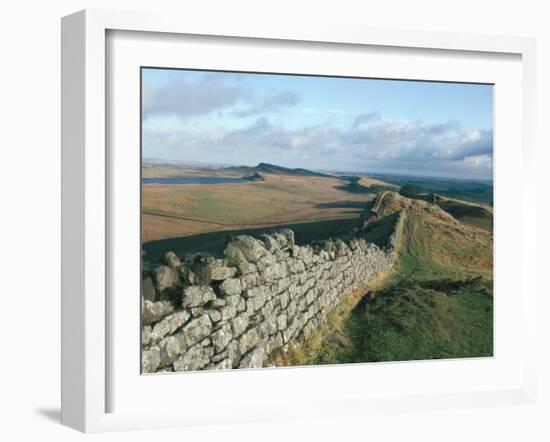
[141,211,406,373]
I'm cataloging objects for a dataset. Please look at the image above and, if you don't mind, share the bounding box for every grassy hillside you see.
[277,192,493,366]
[433,196,493,232]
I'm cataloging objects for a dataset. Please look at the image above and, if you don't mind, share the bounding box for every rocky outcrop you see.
[364,191,456,227]
[141,208,406,373]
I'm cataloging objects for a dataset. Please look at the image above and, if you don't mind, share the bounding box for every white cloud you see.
[143,113,493,179]
[143,75,299,121]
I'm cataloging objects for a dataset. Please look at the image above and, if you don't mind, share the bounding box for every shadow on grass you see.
[314,201,369,210]
[143,217,361,264]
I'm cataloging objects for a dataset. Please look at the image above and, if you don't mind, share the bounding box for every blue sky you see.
[142,68,493,179]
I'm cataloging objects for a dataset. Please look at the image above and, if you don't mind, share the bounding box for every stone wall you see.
[141,210,406,373]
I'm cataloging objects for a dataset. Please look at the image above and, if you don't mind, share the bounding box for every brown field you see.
[357,176,399,189]
[142,172,378,242]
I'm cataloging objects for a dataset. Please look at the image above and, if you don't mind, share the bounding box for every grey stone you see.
[141,325,152,347]
[276,313,287,331]
[225,294,241,308]
[185,255,230,285]
[256,252,276,271]
[261,234,280,252]
[210,266,237,281]
[288,260,306,274]
[239,346,265,369]
[142,300,174,325]
[238,298,246,312]
[279,292,290,309]
[259,314,278,337]
[239,327,260,355]
[279,229,295,248]
[208,298,226,308]
[231,314,249,337]
[142,346,161,373]
[244,286,267,299]
[246,292,267,314]
[181,286,216,308]
[161,251,181,269]
[209,358,233,370]
[223,243,249,274]
[211,324,233,352]
[219,278,242,297]
[226,236,266,263]
[206,309,222,323]
[221,305,238,321]
[182,315,212,347]
[190,306,204,317]
[153,265,179,291]
[262,262,287,282]
[150,310,191,344]
[173,343,213,372]
[240,272,258,290]
[141,277,156,302]
[158,335,182,366]
[261,300,274,317]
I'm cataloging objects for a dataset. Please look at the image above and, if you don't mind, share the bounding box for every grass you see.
[347,279,493,362]
[360,212,400,248]
[277,209,493,366]
[434,198,493,231]
[141,172,377,242]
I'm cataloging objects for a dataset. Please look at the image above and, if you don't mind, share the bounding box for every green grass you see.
[360,212,399,248]
[346,279,493,362]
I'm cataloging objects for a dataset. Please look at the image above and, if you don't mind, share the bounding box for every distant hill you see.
[337,176,399,194]
[223,162,331,178]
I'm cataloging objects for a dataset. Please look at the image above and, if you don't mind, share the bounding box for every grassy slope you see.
[142,173,377,242]
[434,197,493,232]
[351,213,493,362]
[277,202,493,366]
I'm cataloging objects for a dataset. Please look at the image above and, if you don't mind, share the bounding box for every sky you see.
[141,68,494,180]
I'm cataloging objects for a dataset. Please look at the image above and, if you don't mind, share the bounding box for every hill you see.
[223,162,331,178]
[431,194,493,231]
[278,190,493,365]
[336,175,398,194]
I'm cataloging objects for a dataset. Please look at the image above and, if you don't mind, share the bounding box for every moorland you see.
[142,161,493,363]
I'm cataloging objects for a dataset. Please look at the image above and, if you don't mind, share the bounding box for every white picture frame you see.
[61,9,537,433]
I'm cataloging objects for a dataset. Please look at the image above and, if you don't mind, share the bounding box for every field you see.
[141,164,379,261]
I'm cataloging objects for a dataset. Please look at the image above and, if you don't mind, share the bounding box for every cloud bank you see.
[142,72,493,180]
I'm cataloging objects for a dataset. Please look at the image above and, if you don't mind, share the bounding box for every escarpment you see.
[141,199,407,373]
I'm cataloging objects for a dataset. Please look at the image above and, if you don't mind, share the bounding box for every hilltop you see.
[362,191,459,226]
[223,162,331,178]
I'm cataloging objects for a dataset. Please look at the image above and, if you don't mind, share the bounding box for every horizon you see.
[142,158,493,183]
[142,68,494,180]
